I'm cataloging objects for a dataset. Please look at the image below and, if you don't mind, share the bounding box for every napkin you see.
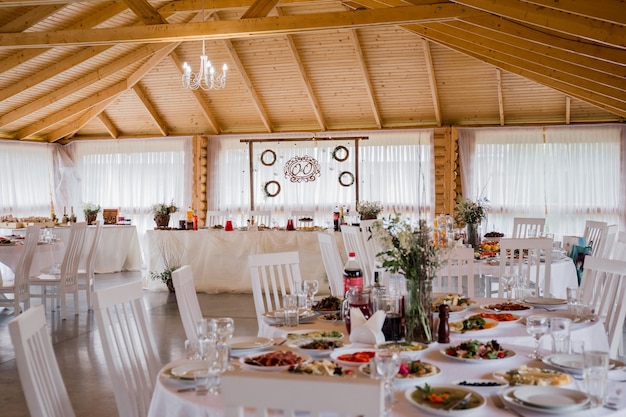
[349,309,386,345]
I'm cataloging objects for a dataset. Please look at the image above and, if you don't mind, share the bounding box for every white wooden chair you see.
[360,219,385,283]
[249,210,272,227]
[609,230,626,261]
[206,210,228,227]
[93,281,161,417]
[248,251,301,337]
[8,304,76,417]
[512,217,545,238]
[340,225,372,286]
[30,222,87,319]
[317,232,344,297]
[172,265,203,343]
[498,237,553,298]
[580,256,626,359]
[583,220,608,257]
[603,224,618,258]
[78,220,103,310]
[435,246,475,297]
[222,370,384,417]
[0,225,40,316]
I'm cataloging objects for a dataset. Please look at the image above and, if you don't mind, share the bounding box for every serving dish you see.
[501,387,592,414]
[239,351,310,372]
[405,384,486,416]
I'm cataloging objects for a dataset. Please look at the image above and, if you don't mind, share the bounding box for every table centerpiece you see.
[454,196,489,249]
[152,201,178,229]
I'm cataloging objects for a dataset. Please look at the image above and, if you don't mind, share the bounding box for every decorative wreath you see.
[338,171,355,187]
[263,180,281,198]
[260,149,276,166]
[331,145,349,162]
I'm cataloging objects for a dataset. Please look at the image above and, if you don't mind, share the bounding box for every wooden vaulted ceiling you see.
[0,0,623,143]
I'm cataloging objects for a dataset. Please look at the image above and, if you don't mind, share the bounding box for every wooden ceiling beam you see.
[97,112,119,138]
[495,68,504,126]
[349,29,382,128]
[132,85,169,136]
[0,4,476,48]
[0,4,65,32]
[47,96,119,142]
[565,96,571,124]
[240,0,279,18]
[422,38,442,127]
[517,0,626,25]
[123,0,168,25]
[451,0,625,49]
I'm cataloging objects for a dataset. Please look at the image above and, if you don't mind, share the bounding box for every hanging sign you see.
[283,155,321,183]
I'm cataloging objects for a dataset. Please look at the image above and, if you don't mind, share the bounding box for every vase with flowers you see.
[454,196,489,249]
[152,201,178,229]
[372,215,440,343]
[83,203,101,225]
[356,200,383,220]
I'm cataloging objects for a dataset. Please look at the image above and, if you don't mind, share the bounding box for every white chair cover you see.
[583,220,609,257]
[340,225,372,286]
[498,237,553,298]
[511,217,545,238]
[172,265,203,343]
[317,232,344,297]
[78,220,103,310]
[435,246,475,297]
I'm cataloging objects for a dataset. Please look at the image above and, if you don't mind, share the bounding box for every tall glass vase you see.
[404,279,433,344]
[466,223,480,249]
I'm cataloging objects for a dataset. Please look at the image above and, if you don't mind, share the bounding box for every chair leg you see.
[73,291,79,316]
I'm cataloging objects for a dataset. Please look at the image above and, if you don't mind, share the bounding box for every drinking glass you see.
[550,317,571,354]
[526,315,549,359]
[184,339,198,360]
[303,280,319,310]
[500,274,517,300]
[375,350,400,417]
[196,318,210,340]
[566,286,584,321]
[282,294,299,327]
[583,350,609,406]
[374,294,402,341]
[193,369,210,396]
[212,317,235,344]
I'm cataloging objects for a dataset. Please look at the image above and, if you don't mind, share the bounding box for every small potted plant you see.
[152,201,178,228]
[83,203,101,225]
[356,200,383,220]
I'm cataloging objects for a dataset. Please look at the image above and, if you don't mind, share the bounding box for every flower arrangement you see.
[83,203,101,216]
[454,196,489,226]
[356,200,383,218]
[152,201,178,216]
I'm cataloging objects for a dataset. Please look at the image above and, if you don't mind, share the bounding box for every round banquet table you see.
[0,240,64,280]
[148,298,624,417]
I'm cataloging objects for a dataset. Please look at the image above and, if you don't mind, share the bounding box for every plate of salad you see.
[405,384,486,416]
[450,317,499,333]
[441,339,516,362]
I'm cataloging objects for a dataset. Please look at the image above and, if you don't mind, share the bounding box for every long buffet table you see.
[146,229,344,294]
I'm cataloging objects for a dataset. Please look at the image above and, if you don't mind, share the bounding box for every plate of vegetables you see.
[441,339,516,362]
[288,338,347,357]
[360,359,441,386]
[450,317,499,333]
[466,312,521,324]
[405,384,486,416]
[312,296,342,312]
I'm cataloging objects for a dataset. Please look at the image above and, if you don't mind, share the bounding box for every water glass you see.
[550,317,571,354]
[583,350,609,406]
[282,294,299,327]
[303,280,319,310]
[212,317,235,344]
[194,369,210,396]
[500,274,517,300]
[526,315,549,359]
[375,350,400,417]
[566,287,584,321]
[184,339,198,360]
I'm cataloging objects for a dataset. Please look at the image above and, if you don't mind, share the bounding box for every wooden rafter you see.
[132,85,169,136]
[97,113,119,138]
[422,38,441,127]
[349,28,382,128]
[123,0,168,25]
[517,0,626,26]
[240,0,279,18]
[495,68,504,126]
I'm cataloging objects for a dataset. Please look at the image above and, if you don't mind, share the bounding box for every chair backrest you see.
[60,222,88,291]
[583,220,608,257]
[602,224,618,258]
[172,265,203,343]
[610,230,626,261]
[222,370,384,417]
[206,211,228,227]
[580,256,626,359]
[435,246,475,297]
[84,220,103,277]
[11,225,41,313]
[498,238,553,298]
[317,232,344,297]
[249,210,272,227]
[340,225,372,286]
[248,251,301,331]
[93,281,161,417]
[8,305,76,417]
[512,217,545,238]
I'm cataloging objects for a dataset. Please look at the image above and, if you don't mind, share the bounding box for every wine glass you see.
[526,315,549,359]
[500,274,517,300]
[303,280,319,310]
[212,317,235,344]
[375,350,400,416]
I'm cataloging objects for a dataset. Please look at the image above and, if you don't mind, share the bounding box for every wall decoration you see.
[331,145,349,162]
[263,180,281,198]
[260,149,276,166]
[338,171,355,187]
[283,155,321,183]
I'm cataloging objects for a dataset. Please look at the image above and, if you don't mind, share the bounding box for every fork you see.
[491,394,525,417]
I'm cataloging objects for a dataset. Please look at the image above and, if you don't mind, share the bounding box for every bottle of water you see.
[343,252,364,295]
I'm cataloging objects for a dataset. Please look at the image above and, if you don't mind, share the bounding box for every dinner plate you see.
[228,336,273,350]
[239,351,311,372]
[501,387,592,414]
[169,361,208,380]
[405,385,486,416]
[450,317,499,333]
[285,329,344,340]
[493,366,571,386]
[440,348,516,363]
[480,302,533,312]
[376,340,428,355]
[330,348,378,367]
[466,312,521,324]
[287,339,348,357]
[262,309,318,324]
[360,360,441,385]
[523,297,567,307]
[543,353,618,376]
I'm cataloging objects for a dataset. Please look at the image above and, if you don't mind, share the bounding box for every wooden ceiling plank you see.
[15,42,180,139]
[169,52,221,134]
[0,4,65,32]
[157,0,255,14]
[132,85,169,136]
[123,0,168,25]
[97,112,119,138]
[0,4,477,48]
[451,0,626,49]
[0,0,82,5]
[496,68,504,126]
[408,24,626,116]
[0,43,174,127]
[518,0,626,26]
[422,38,442,127]
[240,0,279,18]
[349,29,382,128]
[565,96,571,124]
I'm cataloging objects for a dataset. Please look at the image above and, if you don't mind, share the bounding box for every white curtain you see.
[206,129,434,227]
[458,124,623,237]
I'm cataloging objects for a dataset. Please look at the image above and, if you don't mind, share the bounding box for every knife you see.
[445,392,472,411]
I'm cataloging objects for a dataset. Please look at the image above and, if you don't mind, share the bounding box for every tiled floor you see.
[0,272,624,417]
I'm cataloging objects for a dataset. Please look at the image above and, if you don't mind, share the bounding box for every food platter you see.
[450,317,499,333]
[501,387,591,414]
[376,340,428,356]
[360,360,441,386]
[262,309,318,324]
[441,340,515,362]
[288,338,347,357]
[285,329,344,340]
[239,351,310,372]
[480,302,533,312]
[405,385,486,416]
[287,359,355,377]
[432,293,473,313]
[466,312,521,324]
[330,348,377,367]
[452,379,507,392]
[493,366,571,386]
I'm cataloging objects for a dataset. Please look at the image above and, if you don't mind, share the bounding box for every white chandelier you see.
[181,0,227,91]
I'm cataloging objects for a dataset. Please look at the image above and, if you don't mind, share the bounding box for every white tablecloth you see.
[146,230,344,294]
[0,241,64,280]
[148,298,622,417]
[53,225,142,273]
